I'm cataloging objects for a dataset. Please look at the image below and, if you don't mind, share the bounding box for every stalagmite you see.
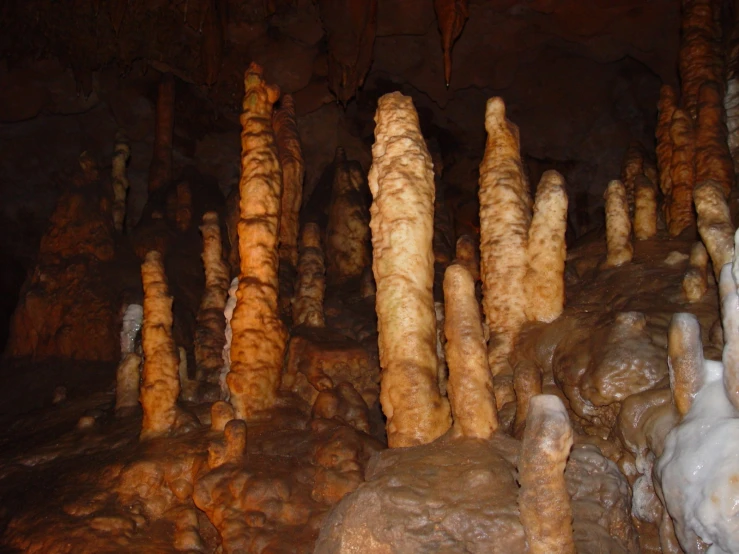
[727,20,739,175]
[621,141,645,212]
[148,72,175,194]
[139,251,181,439]
[293,223,326,328]
[194,212,230,384]
[210,400,235,432]
[175,182,192,232]
[443,263,498,439]
[667,313,705,417]
[603,180,633,268]
[220,277,238,400]
[694,180,734,277]
[325,147,371,285]
[115,353,141,413]
[273,94,304,269]
[518,394,575,554]
[227,63,288,421]
[656,85,678,202]
[111,135,131,233]
[682,241,709,302]
[512,360,542,438]
[525,170,568,323]
[454,234,479,281]
[668,108,697,236]
[721,240,739,410]
[478,97,532,378]
[434,0,469,87]
[120,303,143,356]
[368,91,451,447]
[696,82,734,198]
[634,174,658,240]
[178,346,198,403]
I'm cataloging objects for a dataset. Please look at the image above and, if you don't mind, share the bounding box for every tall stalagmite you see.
[656,85,678,204]
[194,212,230,384]
[634,174,658,240]
[620,141,645,212]
[227,64,288,421]
[478,97,532,379]
[293,223,326,328]
[668,108,697,236]
[696,82,734,198]
[694,180,735,277]
[139,251,181,439]
[603,180,633,267]
[368,92,451,447]
[111,135,131,233]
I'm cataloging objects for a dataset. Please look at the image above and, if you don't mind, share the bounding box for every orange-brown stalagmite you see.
[525,170,568,323]
[696,82,734,198]
[368,91,451,447]
[656,85,678,203]
[512,360,542,438]
[727,19,739,175]
[325,147,371,285]
[634,174,658,240]
[443,263,498,439]
[434,0,469,87]
[111,135,130,233]
[194,212,230,385]
[621,141,645,212]
[518,394,575,554]
[668,108,697,236]
[272,94,304,270]
[227,64,288,421]
[139,251,181,439]
[603,180,633,267]
[478,97,532,379]
[148,72,175,194]
[694,180,735,277]
[293,223,326,328]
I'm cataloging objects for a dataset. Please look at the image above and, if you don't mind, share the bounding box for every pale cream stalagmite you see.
[682,241,709,302]
[443,263,498,439]
[111,135,131,233]
[325,147,371,285]
[292,223,326,328]
[368,91,451,448]
[115,353,141,413]
[727,18,739,175]
[667,313,705,417]
[722,234,739,410]
[603,180,633,267]
[525,170,568,323]
[478,97,532,380]
[194,212,230,385]
[518,394,575,554]
[668,108,697,236]
[656,85,678,208]
[227,63,288,421]
[634,174,658,240]
[694,179,735,278]
[139,251,182,439]
[454,234,479,281]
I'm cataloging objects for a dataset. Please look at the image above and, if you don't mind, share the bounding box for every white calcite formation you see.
[219,277,239,401]
[120,303,143,355]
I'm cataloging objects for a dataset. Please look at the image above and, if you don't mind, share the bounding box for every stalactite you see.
[668,108,697,236]
[657,85,678,223]
[111,135,131,233]
[696,82,734,198]
[682,241,709,302]
[443,263,498,439]
[194,212,230,385]
[227,63,288,421]
[525,170,568,323]
[603,180,633,267]
[368,91,451,447]
[433,0,469,87]
[478,97,532,380]
[292,223,326,328]
[634,174,658,240]
[148,72,175,194]
[694,180,735,277]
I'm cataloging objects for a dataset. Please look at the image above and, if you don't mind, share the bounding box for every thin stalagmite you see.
[525,170,568,323]
[111,135,130,233]
[368,91,451,448]
[667,313,705,417]
[696,82,733,198]
[227,63,288,421]
[443,263,498,439]
[325,147,371,285]
[682,241,709,302]
[694,180,734,278]
[656,85,677,202]
[512,360,542,438]
[273,94,304,269]
[478,97,532,378]
[518,394,575,554]
[620,141,645,212]
[668,108,697,236]
[633,174,658,240]
[115,352,141,413]
[148,72,175,194]
[603,180,633,268]
[139,251,181,439]
[292,223,326,328]
[194,212,230,384]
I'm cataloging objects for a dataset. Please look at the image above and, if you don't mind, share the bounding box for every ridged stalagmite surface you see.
[227,63,288,421]
[603,180,633,268]
[727,21,739,175]
[634,174,658,240]
[525,170,568,323]
[668,108,697,236]
[478,97,532,378]
[111,136,130,233]
[694,180,735,278]
[293,223,326,328]
[667,313,704,417]
[139,251,181,439]
[194,212,230,384]
[696,82,734,198]
[443,264,498,439]
[272,94,304,269]
[656,85,678,201]
[325,148,371,285]
[518,394,575,554]
[368,91,451,448]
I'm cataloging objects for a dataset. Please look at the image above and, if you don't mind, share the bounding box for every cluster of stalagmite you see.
[111,135,131,233]
[227,63,288,421]
[194,212,230,385]
[325,147,371,285]
[292,223,326,327]
[603,180,633,267]
[139,251,181,439]
[368,91,451,448]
